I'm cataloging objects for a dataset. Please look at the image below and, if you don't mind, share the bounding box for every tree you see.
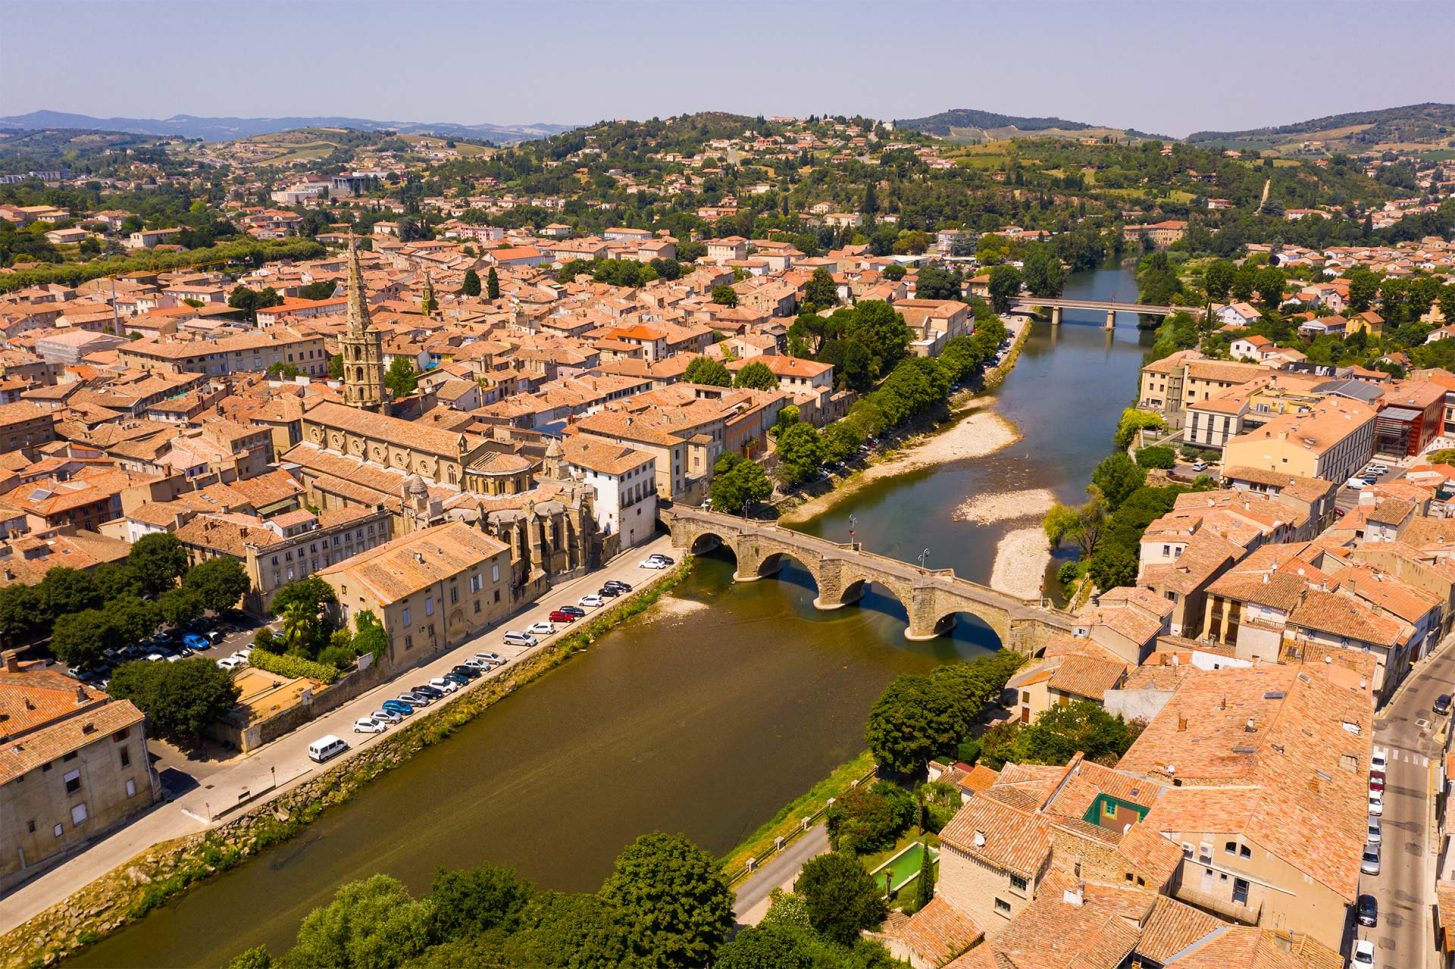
[987,264,1022,313]
[825,782,915,855]
[795,852,886,945]
[1347,267,1381,313]
[1043,496,1107,559]
[914,839,935,910]
[818,339,872,392]
[108,658,241,746]
[281,874,435,969]
[711,285,738,307]
[266,361,302,379]
[128,532,189,597]
[384,356,419,398]
[1021,244,1065,298]
[1203,260,1236,303]
[1086,541,1139,590]
[988,701,1139,767]
[502,892,636,969]
[298,280,337,301]
[1091,452,1147,509]
[429,861,533,941]
[351,610,390,661]
[775,422,824,487]
[1438,284,1455,327]
[39,566,102,618]
[715,923,816,969]
[865,674,961,775]
[802,268,838,312]
[734,361,779,390]
[1135,445,1176,469]
[50,609,117,669]
[328,353,345,379]
[1253,265,1286,309]
[271,576,338,657]
[460,268,481,296]
[914,266,961,301]
[1114,408,1166,448]
[710,459,772,514]
[844,301,911,378]
[0,583,44,642]
[185,557,251,613]
[94,561,141,601]
[820,421,864,464]
[599,832,735,968]
[227,285,283,323]
[486,267,501,300]
[684,355,732,387]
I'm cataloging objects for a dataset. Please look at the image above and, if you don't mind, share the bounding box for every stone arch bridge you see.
[662,507,1075,656]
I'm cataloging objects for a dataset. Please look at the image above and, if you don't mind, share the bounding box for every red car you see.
[548,610,577,623]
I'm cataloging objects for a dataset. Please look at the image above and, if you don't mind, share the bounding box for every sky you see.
[2,0,1452,137]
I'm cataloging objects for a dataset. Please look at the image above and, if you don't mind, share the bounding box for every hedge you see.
[248,648,342,683]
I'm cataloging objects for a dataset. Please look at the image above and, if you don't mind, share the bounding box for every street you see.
[0,534,678,936]
[1366,637,1455,969]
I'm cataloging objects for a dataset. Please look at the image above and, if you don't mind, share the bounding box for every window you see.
[470,574,482,593]
[63,769,81,795]
[425,596,434,617]
[494,589,500,603]
[71,803,88,826]
[474,600,481,614]
[1009,874,1027,893]
[1239,845,1251,859]
[491,564,501,583]
[994,898,1011,915]
[54,824,64,838]
[119,748,130,769]
[405,634,413,650]
[112,728,130,742]
[125,778,137,798]
[1232,877,1250,904]
[403,607,411,626]
[1225,841,1237,854]
[450,586,458,605]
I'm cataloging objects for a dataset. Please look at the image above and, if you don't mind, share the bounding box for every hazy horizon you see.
[2,0,1453,139]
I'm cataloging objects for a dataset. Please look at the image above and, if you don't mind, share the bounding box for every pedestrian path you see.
[1374,744,1432,768]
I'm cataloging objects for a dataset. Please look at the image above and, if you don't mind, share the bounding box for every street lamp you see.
[848,514,857,548]
[918,548,930,569]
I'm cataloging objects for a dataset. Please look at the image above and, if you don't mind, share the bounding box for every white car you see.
[1368,791,1384,817]
[502,630,539,647]
[1346,476,1370,490]
[1371,751,1388,773]
[527,621,556,636]
[578,594,605,608]
[474,651,504,665]
[1367,817,1382,844]
[639,557,669,570]
[216,656,247,671]
[353,717,387,734]
[1351,939,1375,967]
[1190,461,1208,472]
[428,676,460,694]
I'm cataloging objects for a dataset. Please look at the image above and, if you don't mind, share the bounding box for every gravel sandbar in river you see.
[990,527,1051,601]
[952,488,1057,525]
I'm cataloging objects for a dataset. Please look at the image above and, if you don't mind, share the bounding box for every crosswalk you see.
[1374,745,1431,767]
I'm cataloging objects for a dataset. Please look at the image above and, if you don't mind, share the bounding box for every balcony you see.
[1176,882,1262,924]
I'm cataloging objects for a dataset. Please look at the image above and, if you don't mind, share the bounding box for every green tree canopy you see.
[108,657,241,747]
[802,267,839,312]
[128,533,189,597]
[711,285,738,307]
[684,355,732,387]
[825,781,916,855]
[384,356,419,398]
[794,852,886,946]
[280,874,435,969]
[184,556,251,613]
[1091,452,1147,509]
[865,674,961,774]
[774,422,824,487]
[486,267,501,300]
[843,301,912,378]
[460,268,481,297]
[733,361,779,390]
[599,832,735,968]
[709,458,772,514]
[987,264,1022,313]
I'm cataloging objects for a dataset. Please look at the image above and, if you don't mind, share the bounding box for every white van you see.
[307,735,348,763]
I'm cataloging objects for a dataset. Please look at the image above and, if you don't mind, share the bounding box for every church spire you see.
[421,270,437,316]
[347,236,373,334]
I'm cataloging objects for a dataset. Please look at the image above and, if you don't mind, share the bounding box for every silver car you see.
[1361,844,1380,875]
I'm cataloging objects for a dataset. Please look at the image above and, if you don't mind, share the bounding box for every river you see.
[67,264,1148,967]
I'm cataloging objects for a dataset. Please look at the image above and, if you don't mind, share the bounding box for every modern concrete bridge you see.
[662,507,1074,655]
[1010,296,1182,329]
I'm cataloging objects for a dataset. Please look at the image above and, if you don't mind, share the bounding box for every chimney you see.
[2,649,19,673]
[973,830,986,848]
[1177,715,1188,732]
[75,685,87,704]
[1245,717,1257,732]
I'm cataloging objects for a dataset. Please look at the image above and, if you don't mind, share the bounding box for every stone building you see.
[339,241,386,413]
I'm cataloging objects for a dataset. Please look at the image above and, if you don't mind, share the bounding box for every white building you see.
[560,436,658,550]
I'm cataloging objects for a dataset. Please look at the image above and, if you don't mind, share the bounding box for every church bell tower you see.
[340,238,386,413]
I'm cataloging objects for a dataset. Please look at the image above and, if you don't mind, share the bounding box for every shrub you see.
[248,648,342,683]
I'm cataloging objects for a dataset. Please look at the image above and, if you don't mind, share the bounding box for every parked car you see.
[1361,844,1380,875]
[1367,817,1381,845]
[412,685,444,700]
[1368,791,1384,816]
[639,557,669,570]
[381,700,415,717]
[1190,461,1208,472]
[527,621,557,635]
[556,605,586,618]
[464,657,493,672]
[354,717,387,734]
[1357,893,1378,927]
[401,690,432,706]
[604,579,633,593]
[475,651,504,665]
[548,610,577,623]
[578,594,604,608]
[371,708,402,724]
[451,664,482,680]
[597,585,621,598]
[1371,751,1388,773]
[1351,939,1375,967]
[503,630,539,647]
[181,632,210,652]
[1368,774,1385,794]
[308,735,348,763]
[651,553,675,565]
[216,656,246,671]
[428,676,460,694]
[1437,694,1452,716]
[442,671,471,688]
[1346,476,1370,490]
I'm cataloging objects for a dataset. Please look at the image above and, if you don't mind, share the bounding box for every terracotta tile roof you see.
[1135,895,1225,962]
[0,662,145,783]
[886,895,983,967]
[317,521,508,605]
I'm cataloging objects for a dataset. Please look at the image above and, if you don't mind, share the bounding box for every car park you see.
[429,676,460,694]
[605,579,633,593]
[371,708,402,724]
[503,630,539,647]
[1357,894,1377,927]
[527,621,557,636]
[1361,844,1380,875]
[1437,694,1452,716]
[1351,939,1375,966]
[354,717,387,734]
[578,594,604,608]
[548,610,577,623]
[382,700,415,717]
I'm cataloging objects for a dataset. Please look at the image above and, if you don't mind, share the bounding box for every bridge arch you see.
[686,531,733,557]
[913,608,1006,651]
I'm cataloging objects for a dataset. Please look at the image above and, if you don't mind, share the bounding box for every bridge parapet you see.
[661,507,1074,655]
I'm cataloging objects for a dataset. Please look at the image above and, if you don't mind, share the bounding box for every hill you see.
[1185,103,1455,153]
[0,110,574,144]
[894,107,1168,144]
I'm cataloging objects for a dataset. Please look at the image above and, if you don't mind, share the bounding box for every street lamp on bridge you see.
[918,548,930,569]
[848,514,857,548]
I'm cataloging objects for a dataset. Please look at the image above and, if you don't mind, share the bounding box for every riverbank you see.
[0,561,692,969]
[989,527,1053,601]
[779,314,1034,528]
